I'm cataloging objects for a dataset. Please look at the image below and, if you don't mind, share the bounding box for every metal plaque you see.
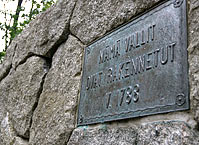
[78,0,189,126]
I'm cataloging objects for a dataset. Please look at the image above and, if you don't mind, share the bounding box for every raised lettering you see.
[119,88,126,106]
[126,86,133,104]
[151,24,156,41]
[106,92,112,109]
[136,32,140,48]
[107,68,113,83]
[154,49,160,67]
[146,52,153,70]
[137,55,145,73]
[125,37,130,52]
[133,84,140,102]
[124,61,131,78]
[161,46,168,64]
[170,42,176,62]
[141,30,145,45]
[118,62,125,80]
[131,58,138,75]
[99,50,103,64]
[116,40,121,57]
[86,76,91,90]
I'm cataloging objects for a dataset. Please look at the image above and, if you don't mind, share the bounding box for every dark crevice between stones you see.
[45,29,69,59]
[70,32,85,45]
[65,128,75,145]
[68,0,85,45]
[16,134,29,142]
[196,122,199,131]
[0,63,12,82]
[0,43,17,82]
[45,0,78,60]
[68,0,77,28]
[15,53,35,69]
[16,21,70,70]
[15,53,52,70]
[28,72,48,141]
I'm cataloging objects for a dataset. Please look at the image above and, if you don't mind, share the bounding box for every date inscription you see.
[78,0,189,126]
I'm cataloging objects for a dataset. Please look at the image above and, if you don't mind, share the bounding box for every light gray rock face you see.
[70,0,162,44]
[188,0,199,123]
[136,122,199,145]
[68,126,137,145]
[0,40,17,82]
[68,122,199,145]
[0,56,48,139]
[10,0,77,68]
[29,35,84,145]
[0,113,28,145]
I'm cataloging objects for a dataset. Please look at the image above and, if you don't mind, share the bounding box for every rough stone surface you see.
[68,126,137,145]
[0,56,48,139]
[0,40,17,82]
[68,121,199,145]
[29,35,84,145]
[188,0,199,123]
[137,121,199,145]
[70,0,163,44]
[11,0,77,68]
[0,112,28,145]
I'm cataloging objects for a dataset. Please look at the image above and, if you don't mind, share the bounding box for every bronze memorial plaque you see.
[78,0,189,126]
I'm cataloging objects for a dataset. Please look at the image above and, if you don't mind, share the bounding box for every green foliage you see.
[41,0,55,11]
[0,0,55,63]
[0,51,5,63]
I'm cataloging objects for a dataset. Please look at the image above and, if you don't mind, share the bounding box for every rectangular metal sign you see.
[78,0,189,126]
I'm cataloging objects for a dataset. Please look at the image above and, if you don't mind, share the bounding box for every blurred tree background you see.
[0,0,55,63]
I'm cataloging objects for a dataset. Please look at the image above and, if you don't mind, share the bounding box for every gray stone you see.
[68,121,199,145]
[70,0,162,45]
[29,35,84,145]
[68,125,137,145]
[188,0,199,122]
[0,112,29,145]
[137,121,199,145]
[9,0,77,68]
[13,137,29,145]
[0,56,48,139]
[0,40,17,82]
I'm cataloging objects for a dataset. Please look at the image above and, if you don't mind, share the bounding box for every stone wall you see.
[0,0,199,144]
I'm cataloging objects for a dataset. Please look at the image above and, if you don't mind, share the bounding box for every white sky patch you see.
[0,0,42,52]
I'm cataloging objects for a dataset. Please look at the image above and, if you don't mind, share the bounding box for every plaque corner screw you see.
[176,93,186,106]
[173,0,183,8]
